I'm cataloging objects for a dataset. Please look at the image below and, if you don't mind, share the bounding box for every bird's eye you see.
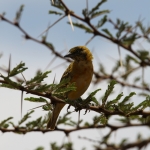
[77,49,80,53]
[77,48,83,54]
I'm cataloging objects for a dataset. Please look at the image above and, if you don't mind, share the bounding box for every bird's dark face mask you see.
[64,49,87,61]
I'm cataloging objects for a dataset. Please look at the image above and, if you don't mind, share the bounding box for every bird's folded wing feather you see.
[60,63,73,81]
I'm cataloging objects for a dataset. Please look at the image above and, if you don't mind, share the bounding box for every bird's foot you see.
[66,98,90,114]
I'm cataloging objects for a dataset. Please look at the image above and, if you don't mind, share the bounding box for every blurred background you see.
[0,0,150,149]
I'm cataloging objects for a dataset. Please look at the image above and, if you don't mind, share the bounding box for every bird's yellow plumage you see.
[47,46,93,130]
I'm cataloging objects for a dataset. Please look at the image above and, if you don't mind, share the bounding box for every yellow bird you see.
[47,46,93,130]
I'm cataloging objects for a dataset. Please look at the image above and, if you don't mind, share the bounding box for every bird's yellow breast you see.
[67,60,93,100]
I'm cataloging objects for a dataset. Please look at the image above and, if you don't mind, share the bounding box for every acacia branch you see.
[94,73,150,92]
[0,14,68,62]
[0,78,150,118]
[59,0,150,66]
[1,14,150,93]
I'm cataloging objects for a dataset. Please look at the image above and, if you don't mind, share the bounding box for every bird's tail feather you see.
[47,103,65,130]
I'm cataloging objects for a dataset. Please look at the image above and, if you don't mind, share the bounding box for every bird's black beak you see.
[64,53,73,58]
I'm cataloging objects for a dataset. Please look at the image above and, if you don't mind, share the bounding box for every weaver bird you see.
[47,46,93,130]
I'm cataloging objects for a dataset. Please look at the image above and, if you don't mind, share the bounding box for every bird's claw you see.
[66,98,91,114]
[83,103,90,115]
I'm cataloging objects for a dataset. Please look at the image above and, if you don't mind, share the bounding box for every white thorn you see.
[68,14,74,31]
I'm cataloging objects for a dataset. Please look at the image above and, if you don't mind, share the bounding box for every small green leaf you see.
[120,138,128,146]
[137,50,149,60]
[2,124,9,128]
[42,104,53,111]
[1,76,21,89]
[68,22,93,33]
[125,55,139,64]
[89,0,107,15]
[133,95,150,111]
[134,77,141,83]
[99,63,107,75]
[15,5,24,22]
[138,92,149,97]
[96,15,107,28]
[18,110,34,125]
[82,8,88,18]
[63,142,73,150]
[102,80,117,106]
[51,1,65,11]
[0,83,16,89]
[49,10,62,15]
[121,92,136,104]
[57,112,71,125]
[84,122,90,127]
[106,92,123,108]
[50,142,60,150]
[122,33,137,47]
[52,78,76,98]
[53,83,76,97]
[93,115,107,125]
[9,62,27,77]
[84,89,101,105]
[45,42,55,51]
[26,117,42,128]
[24,97,48,103]
[88,89,101,98]
[34,84,51,92]
[0,117,13,127]
[117,18,121,25]
[102,28,113,38]
[26,71,51,85]
[116,22,128,38]
[90,10,109,19]
[55,77,70,89]
[111,60,120,73]
[91,97,99,105]
[118,92,136,114]
[136,21,146,34]
[34,146,44,150]
[119,102,134,114]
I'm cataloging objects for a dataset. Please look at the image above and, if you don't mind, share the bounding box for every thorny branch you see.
[0,14,149,93]
[1,1,150,149]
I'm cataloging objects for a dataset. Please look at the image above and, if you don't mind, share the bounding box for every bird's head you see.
[64,46,93,61]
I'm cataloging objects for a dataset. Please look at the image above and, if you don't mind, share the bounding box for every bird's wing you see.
[60,62,73,82]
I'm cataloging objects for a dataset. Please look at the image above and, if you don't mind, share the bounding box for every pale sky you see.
[0,0,150,150]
